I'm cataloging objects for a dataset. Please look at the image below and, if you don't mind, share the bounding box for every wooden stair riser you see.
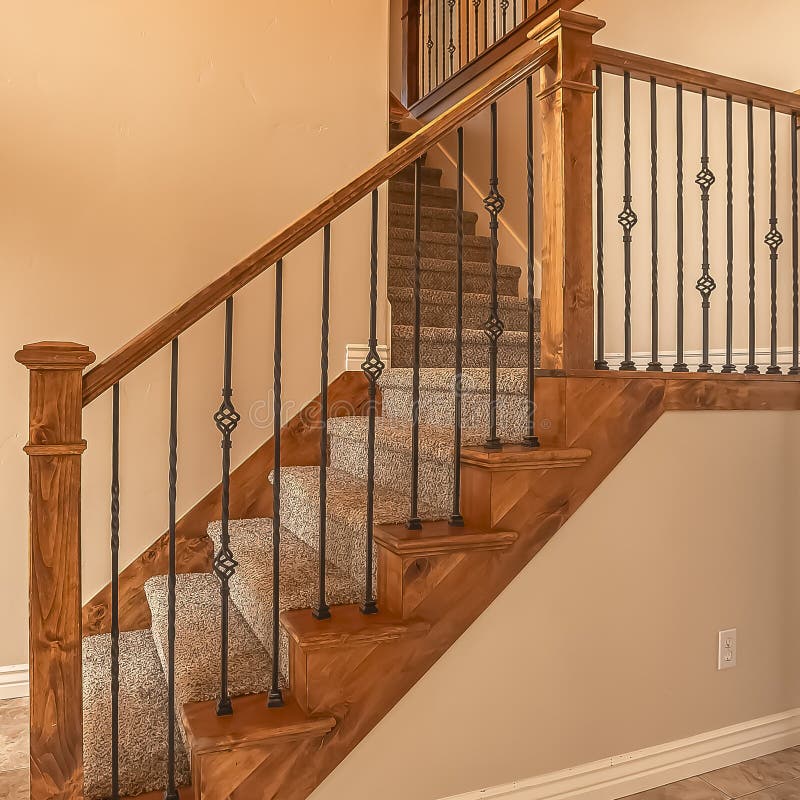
[282,606,429,717]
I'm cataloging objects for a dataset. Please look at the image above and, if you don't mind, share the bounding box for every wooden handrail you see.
[594,45,800,115]
[80,37,558,407]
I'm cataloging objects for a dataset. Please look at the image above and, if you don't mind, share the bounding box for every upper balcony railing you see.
[402,0,579,113]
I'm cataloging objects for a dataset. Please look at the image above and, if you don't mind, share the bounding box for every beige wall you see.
[0,1,390,666]
[311,410,800,800]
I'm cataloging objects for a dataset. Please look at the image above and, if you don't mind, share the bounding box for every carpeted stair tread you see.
[145,572,275,721]
[390,202,478,234]
[379,368,529,438]
[83,629,190,799]
[391,324,537,369]
[395,164,443,185]
[389,181,458,209]
[389,255,520,296]
[207,519,360,676]
[389,286,537,330]
[327,416,493,510]
[278,466,447,581]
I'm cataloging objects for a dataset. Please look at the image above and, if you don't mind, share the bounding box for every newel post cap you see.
[15,341,96,370]
[528,9,605,44]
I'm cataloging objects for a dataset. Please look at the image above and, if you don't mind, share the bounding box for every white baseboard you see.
[440,708,800,800]
[345,344,391,373]
[604,345,796,372]
[0,664,29,700]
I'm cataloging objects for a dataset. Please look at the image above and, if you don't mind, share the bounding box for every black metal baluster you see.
[673,84,689,372]
[524,77,540,446]
[426,0,433,94]
[492,0,497,43]
[268,260,284,709]
[618,71,638,371]
[791,112,800,375]
[483,102,505,449]
[458,0,463,70]
[465,0,470,62]
[212,297,240,717]
[448,0,456,75]
[722,96,736,373]
[421,1,426,98]
[765,106,784,374]
[648,77,662,371]
[501,0,509,35]
[110,383,120,800]
[314,226,332,621]
[745,100,760,374]
[407,160,424,531]
[474,0,480,56]
[164,339,179,800]
[595,66,608,370]
[451,129,466,523]
[362,191,385,610]
[435,0,440,87]
[695,88,716,373]
[483,0,488,50]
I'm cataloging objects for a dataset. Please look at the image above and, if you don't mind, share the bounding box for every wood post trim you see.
[15,341,95,800]
[402,0,421,108]
[531,10,605,371]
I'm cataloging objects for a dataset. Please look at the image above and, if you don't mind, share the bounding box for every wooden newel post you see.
[530,10,605,372]
[402,0,421,108]
[15,342,96,800]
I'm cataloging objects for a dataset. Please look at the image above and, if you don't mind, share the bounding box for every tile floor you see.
[0,695,798,800]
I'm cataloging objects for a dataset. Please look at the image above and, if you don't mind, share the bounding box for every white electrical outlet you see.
[718,629,737,670]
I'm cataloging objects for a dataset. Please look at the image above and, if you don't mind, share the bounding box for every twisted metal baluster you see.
[745,101,760,374]
[483,102,504,449]
[268,260,285,709]
[695,89,716,373]
[314,226,332,621]
[524,77,540,446]
[448,0,456,76]
[110,383,120,800]
[164,339,179,800]
[213,297,240,716]
[407,160,424,531]
[618,72,637,371]
[595,66,608,370]
[765,106,784,374]
[362,190,384,610]
[722,96,736,373]
[648,77,662,371]
[451,129,466,524]
[673,84,688,372]
[791,112,800,375]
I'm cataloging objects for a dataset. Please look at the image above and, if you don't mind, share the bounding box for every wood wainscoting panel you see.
[82,371,372,636]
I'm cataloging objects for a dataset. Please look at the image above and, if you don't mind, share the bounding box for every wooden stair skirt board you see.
[173,374,797,800]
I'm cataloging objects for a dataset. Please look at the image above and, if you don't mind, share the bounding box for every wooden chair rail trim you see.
[594,45,800,115]
[409,0,580,118]
[80,38,558,407]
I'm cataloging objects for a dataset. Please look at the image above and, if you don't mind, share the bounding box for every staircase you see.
[79,127,540,799]
[387,126,539,369]
[18,10,800,800]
